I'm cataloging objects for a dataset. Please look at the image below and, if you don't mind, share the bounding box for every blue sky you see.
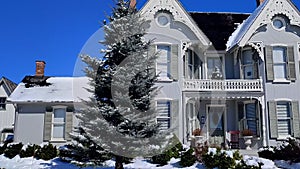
[1,0,299,83]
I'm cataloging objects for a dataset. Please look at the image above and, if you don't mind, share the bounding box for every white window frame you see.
[51,106,67,141]
[0,97,6,110]
[156,100,171,131]
[156,44,172,81]
[272,45,288,81]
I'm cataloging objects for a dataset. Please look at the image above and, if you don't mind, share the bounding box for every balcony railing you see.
[183,79,263,92]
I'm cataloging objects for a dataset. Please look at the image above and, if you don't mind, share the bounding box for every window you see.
[272,16,286,30]
[0,97,6,110]
[268,101,300,139]
[273,46,287,80]
[207,57,223,79]
[156,12,170,27]
[238,102,259,137]
[52,108,66,139]
[241,49,258,79]
[157,101,170,131]
[266,46,296,81]
[156,45,171,80]
[187,102,199,136]
[186,49,202,79]
[276,102,291,138]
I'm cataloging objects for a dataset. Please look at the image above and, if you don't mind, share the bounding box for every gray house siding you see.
[248,16,300,145]
[14,103,76,145]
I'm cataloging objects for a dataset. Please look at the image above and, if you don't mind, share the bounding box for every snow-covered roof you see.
[226,0,269,51]
[8,77,93,103]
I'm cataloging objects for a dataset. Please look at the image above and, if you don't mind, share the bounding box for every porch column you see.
[259,96,267,147]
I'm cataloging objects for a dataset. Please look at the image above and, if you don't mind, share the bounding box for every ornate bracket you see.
[182,41,192,52]
[248,42,264,60]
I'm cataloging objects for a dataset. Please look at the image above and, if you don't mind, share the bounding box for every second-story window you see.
[187,50,202,79]
[265,45,296,82]
[0,97,6,110]
[241,49,259,79]
[156,45,171,80]
[207,57,223,79]
[273,46,287,80]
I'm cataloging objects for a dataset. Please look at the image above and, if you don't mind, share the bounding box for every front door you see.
[207,105,226,146]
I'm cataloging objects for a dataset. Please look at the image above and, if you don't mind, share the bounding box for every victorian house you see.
[140,0,300,149]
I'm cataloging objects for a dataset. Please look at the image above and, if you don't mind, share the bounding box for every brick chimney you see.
[256,0,264,7]
[35,60,46,76]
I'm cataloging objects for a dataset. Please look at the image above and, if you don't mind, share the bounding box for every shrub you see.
[202,148,236,169]
[179,148,196,167]
[20,144,41,158]
[0,143,8,155]
[4,143,23,159]
[35,143,57,160]
[258,138,300,163]
[151,142,183,166]
[59,144,112,167]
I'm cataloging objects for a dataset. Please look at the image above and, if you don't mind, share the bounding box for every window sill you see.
[272,79,291,84]
[50,139,67,143]
[157,78,174,83]
[276,136,291,141]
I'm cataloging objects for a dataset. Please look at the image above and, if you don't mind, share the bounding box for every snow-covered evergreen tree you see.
[75,0,177,169]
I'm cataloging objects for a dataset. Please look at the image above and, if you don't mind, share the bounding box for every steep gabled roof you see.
[226,0,268,50]
[227,0,300,51]
[140,0,211,46]
[0,77,17,94]
[189,12,250,50]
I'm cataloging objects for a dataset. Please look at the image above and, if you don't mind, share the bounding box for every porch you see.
[184,97,265,150]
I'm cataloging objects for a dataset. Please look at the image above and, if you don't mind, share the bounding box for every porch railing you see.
[183,79,263,92]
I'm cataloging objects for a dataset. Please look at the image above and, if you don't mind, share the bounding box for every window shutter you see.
[171,100,179,128]
[43,111,52,141]
[265,46,274,81]
[65,111,73,141]
[268,101,278,138]
[148,45,156,76]
[287,46,296,81]
[170,44,179,80]
[292,101,300,138]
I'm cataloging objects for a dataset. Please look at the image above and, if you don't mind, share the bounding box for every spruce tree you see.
[75,0,177,169]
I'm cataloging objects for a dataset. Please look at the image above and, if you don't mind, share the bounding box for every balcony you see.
[183,79,263,92]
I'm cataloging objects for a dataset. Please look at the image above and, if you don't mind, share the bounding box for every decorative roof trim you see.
[140,0,211,46]
[227,0,300,50]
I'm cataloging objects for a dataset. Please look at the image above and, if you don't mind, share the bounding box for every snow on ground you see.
[0,154,298,169]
